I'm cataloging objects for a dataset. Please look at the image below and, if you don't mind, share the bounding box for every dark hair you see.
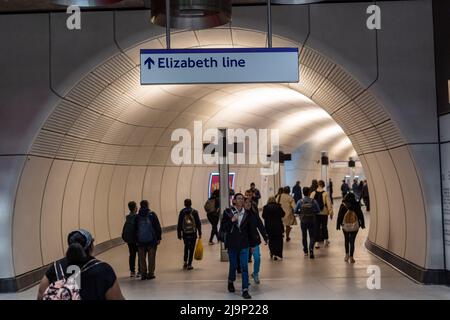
[128,201,137,212]
[311,179,318,188]
[234,193,244,200]
[66,230,94,265]
[283,186,290,194]
[140,200,149,209]
[296,181,300,185]
[250,182,255,187]
[343,192,358,210]
[212,189,220,198]
[318,180,325,188]
[277,187,283,195]
[184,198,192,207]
[302,186,311,197]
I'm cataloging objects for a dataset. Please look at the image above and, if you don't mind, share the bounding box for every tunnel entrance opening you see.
[4,23,443,295]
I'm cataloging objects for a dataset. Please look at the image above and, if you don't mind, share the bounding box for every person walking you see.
[295,187,320,259]
[221,193,257,299]
[244,195,268,284]
[341,180,350,198]
[310,180,334,249]
[292,181,302,204]
[328,178,334,204]
[177,199,202,270]
[336,193,366,263]
[262,197,285,260]
[204,189,220,245]
[276,186,297,242]
[121,201,141,277]
[250,182,261,207]
[135,200,162,280]
[362,180,370,212]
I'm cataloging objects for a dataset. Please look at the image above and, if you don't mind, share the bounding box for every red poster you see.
[208,172,235,198]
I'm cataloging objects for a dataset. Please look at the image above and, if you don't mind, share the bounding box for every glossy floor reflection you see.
[2,206,450,300]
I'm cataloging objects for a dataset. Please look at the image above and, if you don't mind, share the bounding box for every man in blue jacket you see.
[295,187,320,259]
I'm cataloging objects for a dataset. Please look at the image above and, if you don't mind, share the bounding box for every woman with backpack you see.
[336,193,366,263]
[177,199,202,270]
[37,229,124,300]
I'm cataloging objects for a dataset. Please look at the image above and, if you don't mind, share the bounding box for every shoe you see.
[309,253,315,259]
[344,254,349,262]
[136,272,142,278]
[324,240,330,247]
[183,263,188,270]
[242,290,252,299]
[141,274,147,280]
[273,256,278,261]
[315,242,320,249]
[349,257,355,264]
[252,273,260,284]
[228,282,235,293]
[147,274,155,280]
[286,237,291,242]
[187,265,194,270]
[304,251,309,256]
[130,271,136,278]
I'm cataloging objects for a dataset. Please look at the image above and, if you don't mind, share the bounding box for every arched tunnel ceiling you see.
[30,28,405,167]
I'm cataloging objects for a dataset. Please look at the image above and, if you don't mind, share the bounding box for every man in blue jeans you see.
[221,193,258,299]
[295,187,320,259]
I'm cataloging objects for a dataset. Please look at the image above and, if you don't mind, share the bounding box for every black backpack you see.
[299,200,315,224]
[183,209,197,234]
[314,191,325,211]
[136,212,156,244]
[121,214,136,243]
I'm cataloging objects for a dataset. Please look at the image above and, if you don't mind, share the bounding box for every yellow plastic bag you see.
[194,239,203,260]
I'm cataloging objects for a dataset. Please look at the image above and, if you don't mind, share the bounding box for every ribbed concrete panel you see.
[300,47,335,78]
[79,163,101,238]
[160,167,181,227]
[93,165,114,244]
[30,130,64,157]
[102,122,135,145]
[44,100,84,134]
[377,120,405,149]
[86,116,115,142]
[150,147,171,166]
[13,156,52,275]
[159,31,199,49]
[375,152,406,257]
[57,135,82,160]
[142,166,164,226]
[65,74,108,107]
[69,109,100,139]
[312,80,350,114]
[390,147,427,267]
[337,102,372,133]
[93,54,135,85]
[61,161,88,250]
[364,153,389,249]
[101,145,124,165]
[359,127,387,154]
[108,166,129,238]
[176,166,195,214]
[354,91,390,126]
[124,166,146,210]
[327,66,365,100]
[117,146,138,166]
[40,160,71,264]
[131,146,153,166]
[196,28,232,46]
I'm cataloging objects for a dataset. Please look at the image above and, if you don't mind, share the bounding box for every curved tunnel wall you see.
[0,0,445,285]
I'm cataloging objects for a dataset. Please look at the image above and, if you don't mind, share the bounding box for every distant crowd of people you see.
[37,178,369,300]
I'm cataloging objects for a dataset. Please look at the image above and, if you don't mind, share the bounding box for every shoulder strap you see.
[81,259,102,273]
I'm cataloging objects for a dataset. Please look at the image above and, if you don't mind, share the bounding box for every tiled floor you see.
[2,207,450,300]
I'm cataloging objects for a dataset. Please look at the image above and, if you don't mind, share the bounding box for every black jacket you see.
[336,203,365,230]
[122,212,138,244]
[262,202,285,236]
[221,206,258,250]
[248,203,268,247]
[135,208,162,247]
[177,207,202,239]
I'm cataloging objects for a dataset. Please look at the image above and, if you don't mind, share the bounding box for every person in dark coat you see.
[250,182,261,206]
[135,200,162,280]
[292,181,302,204]
[341,180,350,198]
[204,189,220,245]
[177,199,202,270]
[221,193,258,299]
[336,193,365,263]
[328,178,334,204]
[362,180,370,212]
[244,193,268,284]
[262,196,285,260]
[121,201,141,277]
